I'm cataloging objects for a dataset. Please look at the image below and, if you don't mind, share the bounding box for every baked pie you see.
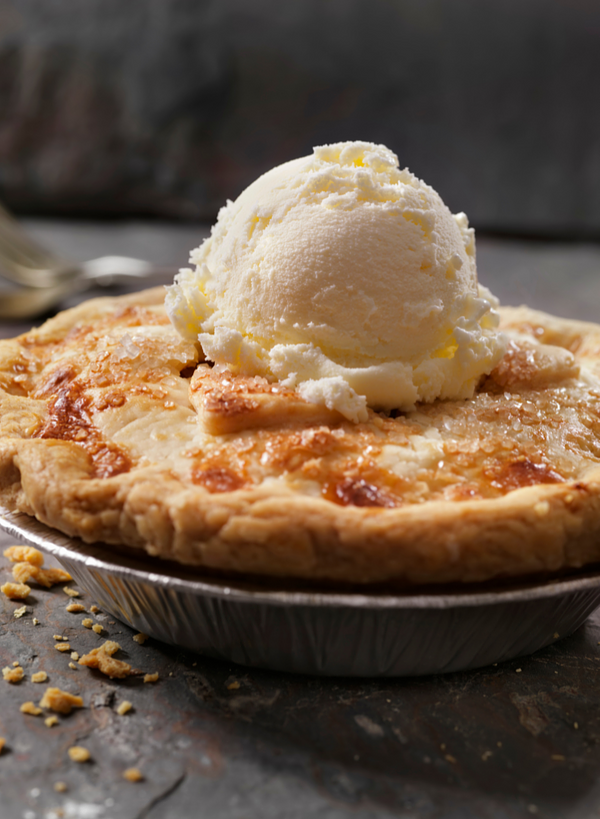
[1,286,600,587]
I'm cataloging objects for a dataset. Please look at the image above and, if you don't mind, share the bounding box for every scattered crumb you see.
[67,746,90,763]
[516,668,522,673]
[574,722,579,729]
[12,563,72,589]
[82,619,93,629]
[144,672,159,684]
[90,605,99,614]
[497,741,502,748]
[1,582,31,600]
[123,767,144,782]
[54,634,67,641]
[227,681,240,690]
[32,671,48,683]
[20,701,43,716]
[13,605,28,619]
[39,687,83,715]
[36,567,72,587]
[63,588,80,598]
[54,782,67,792]
[33,618,39,626]
[169,672,173,677]
[133,633,148,645]
[3,545,44,567]
[117,701,133,716]
[0,737,5,753]
[554,633,560,639]
[528,806,539,815]
[3,666,24,683]
[45,716,59,727]
[440,743,446,751]
[70,652,79,661]
[68,663,78,670]
[445,754,457,764]
[54,643,71,653]
[12,562,39,585]
[12,661,19,667]
[79,641,132,679]
[92,624,103,635]
[66,603,86,613]
[481,751,493,761]
[192,662,197,667]
[552,754,566,761]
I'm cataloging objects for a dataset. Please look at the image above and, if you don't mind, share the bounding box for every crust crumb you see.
[133,633,148,645]
[123,767,144,782]
[36,567,73,587]
[68,746,90,763]
[66,603,86,613]
[1,582,31,600]
[63,588,80,598]
[13,605,27,619]
[32,671,48,683]
[54,643,71,652]
[33,618,40,625]
[0,737,5,753]
[3,666,24,683]
[70,652,79,661]
[12,563,38,585]
[11,562,72,589]
[20,701,43,716]
[39,687,83,714]
[143,672,159,683]
[82,619,93,629]
[79,641,132,679]
[117,700,133,715]
[90,605,100,614]
[3,546,44,567]
[45,716,59,727]
[54,634,67,640]
[92,624,103,635]
[54,781,67,792]
[68,662,78,670]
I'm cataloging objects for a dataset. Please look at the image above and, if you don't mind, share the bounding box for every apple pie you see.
[1,287,600,586]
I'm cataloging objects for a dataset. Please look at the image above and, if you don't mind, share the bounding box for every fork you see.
[0,203,176,319]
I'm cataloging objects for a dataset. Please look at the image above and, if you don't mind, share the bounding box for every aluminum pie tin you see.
[2,507,600,677]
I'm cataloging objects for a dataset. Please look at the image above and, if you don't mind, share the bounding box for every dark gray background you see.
[1,0,600,235]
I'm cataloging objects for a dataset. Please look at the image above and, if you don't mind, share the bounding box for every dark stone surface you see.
[0,0,599,234]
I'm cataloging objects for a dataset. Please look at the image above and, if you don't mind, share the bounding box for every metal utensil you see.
[0,256,176,319]
[0,202,176,318]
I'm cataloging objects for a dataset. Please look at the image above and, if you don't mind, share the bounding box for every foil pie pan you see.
[2,507,600,677]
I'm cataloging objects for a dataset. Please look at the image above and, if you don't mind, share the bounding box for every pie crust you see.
[2,287,600,586]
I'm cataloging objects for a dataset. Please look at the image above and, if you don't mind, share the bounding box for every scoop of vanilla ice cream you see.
[166,141,506,422]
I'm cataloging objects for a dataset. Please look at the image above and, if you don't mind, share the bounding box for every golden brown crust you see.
[2,289,600,586]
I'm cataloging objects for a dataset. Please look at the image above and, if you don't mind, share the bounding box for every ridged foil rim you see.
[3,507,600,610]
